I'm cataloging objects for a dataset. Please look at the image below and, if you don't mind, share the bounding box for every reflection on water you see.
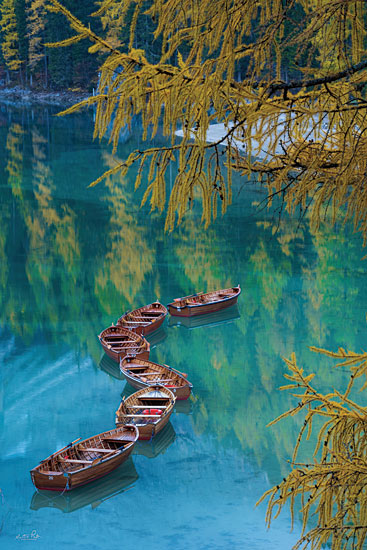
[1,103,367,550]
[173,397,194,415]
[168,304,240,330]
[145,326,168,348]
[98,353,125,380]
[30,458,138,513]
[134,422,176,459]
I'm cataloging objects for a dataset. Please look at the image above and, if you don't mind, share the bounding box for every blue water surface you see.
[1,102,366,550]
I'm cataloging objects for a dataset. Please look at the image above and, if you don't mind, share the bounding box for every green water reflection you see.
[1,103,367,550]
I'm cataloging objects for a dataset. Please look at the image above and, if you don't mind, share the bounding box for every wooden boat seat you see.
[78,446,117,453]
[122,321,150,325]
[125,369,150,374]
[105,339,139,344]
[110,345,144,350]
[125,367,154,372]
[104,334,130,339]
[132,377,173,383]
[124,413,164,418]
[134,395,175,400]
[128,405,168,409]
[132,372,163,376]
[108,343,141,348]
[101,437,129,444]
[59,458,93,464]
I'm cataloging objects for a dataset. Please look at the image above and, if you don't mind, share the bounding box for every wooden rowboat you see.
[117,302,168,336]
[120,356,193,400]
[115,386,176,440]
[98,325,150,363]
[30,425,138,491]
[167,285,241,317]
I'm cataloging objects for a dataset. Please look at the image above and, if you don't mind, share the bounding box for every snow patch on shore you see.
[175,122,288,157]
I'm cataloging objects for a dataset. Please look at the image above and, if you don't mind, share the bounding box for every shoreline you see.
[0,86,89,107]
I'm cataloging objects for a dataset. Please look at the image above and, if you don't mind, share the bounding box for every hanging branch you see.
[258,349,367,550]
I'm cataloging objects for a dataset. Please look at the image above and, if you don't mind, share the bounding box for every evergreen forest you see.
[0,0,303,91]
[0,0,163,90]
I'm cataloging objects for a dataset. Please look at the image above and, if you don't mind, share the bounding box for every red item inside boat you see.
[142,408,162,415]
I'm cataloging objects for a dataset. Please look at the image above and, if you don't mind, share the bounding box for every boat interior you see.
[122,361,186,387]
[37,432,133,474]
[117,389,173,424]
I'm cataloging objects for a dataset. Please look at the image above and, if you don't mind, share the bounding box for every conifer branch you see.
[48,0,367,235]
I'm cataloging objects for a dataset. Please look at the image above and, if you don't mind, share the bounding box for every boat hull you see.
[121,370,191,400]
[102,344,150,363]
[98,326,150,363]
[167,286,241,317]
[30,427,138,492]
[120,358,192,400]
[118,410,172,440]
[116,386,176,440]
[137,412,171,440]
[138,315,165,335]
[31,446,134,491]
[117,302,168,336]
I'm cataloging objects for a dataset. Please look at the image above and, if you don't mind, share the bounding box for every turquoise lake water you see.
[1,102,367,550]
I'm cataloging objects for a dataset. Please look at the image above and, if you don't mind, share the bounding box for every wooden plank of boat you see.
[101,438,129,444]
[110,347,147,351]
[104,333,134,338]
[111,348,147,352]
[133,377,173,383]
[124,414,165,418]
[78,446,118,453]
[104,332,139,342]
[125,364,160,371]
[59,458,93,464]
[104,335,141,340]
[142,314,163,318]
[128,405,168,409]
[106,339,141,344]
[108,340,143,344]
[122,321,151,325]
[91,449,120,464]
[40,438,81,462]
[131,372,163,377]
[131,398,172,408]
[138,389,170,395]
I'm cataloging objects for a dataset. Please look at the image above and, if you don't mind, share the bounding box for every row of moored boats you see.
[30,285,241,491]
